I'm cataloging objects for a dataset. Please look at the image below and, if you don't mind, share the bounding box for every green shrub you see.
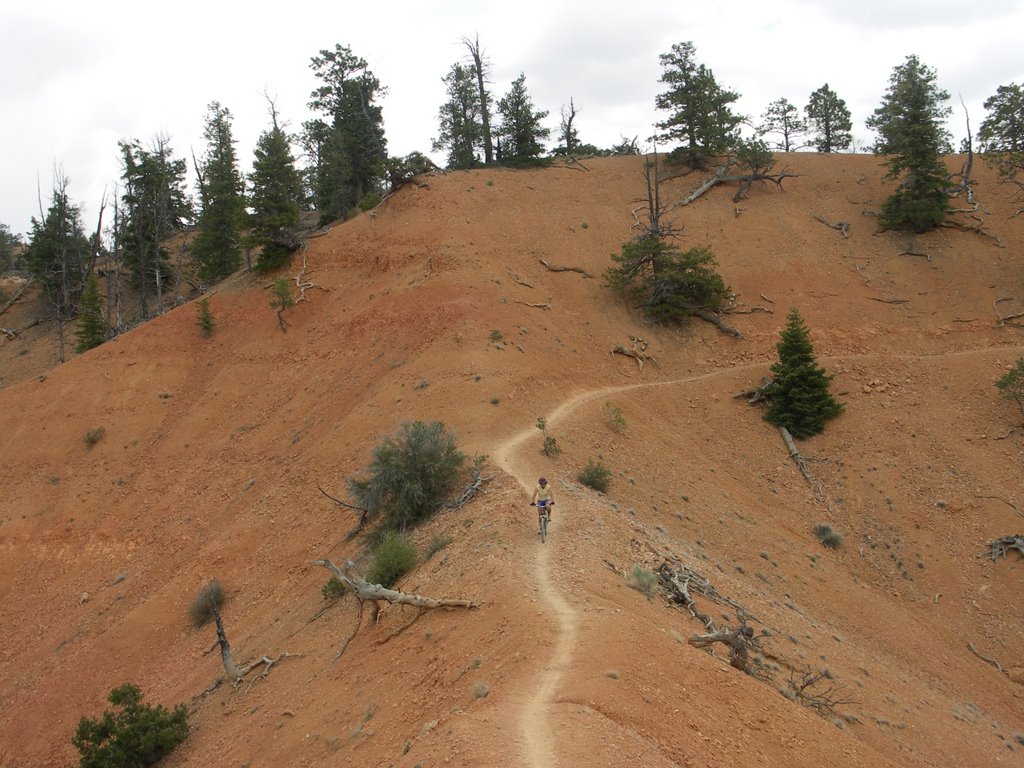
[578,459,612,493]
[996,357,1024,419]
[542,435,561,457]
[813,523,843,550]
[73,683,188,768]
[625,565,658,599]
[349,421,466,530]
[195,297,215,336]
[83,427,106,449]
[322,577,347,600]
[357,191,382,212]
[366,531,418,587]
[187,580,225,627]
[75,272,108,353]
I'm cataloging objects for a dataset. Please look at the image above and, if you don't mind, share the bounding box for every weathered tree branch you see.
[987,535,1024,561]
[693,308,743,338]
[539,258,594,278]
[0,278,34,318]
[779,426,813,484]
[812,214,850,238]
[994,297,1024,326]
[689,627,755,671]
[611,336,658,370]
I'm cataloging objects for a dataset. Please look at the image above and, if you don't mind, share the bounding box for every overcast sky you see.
[2,0,1023,238]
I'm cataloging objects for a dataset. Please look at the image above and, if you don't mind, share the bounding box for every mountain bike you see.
[531,501,553,543]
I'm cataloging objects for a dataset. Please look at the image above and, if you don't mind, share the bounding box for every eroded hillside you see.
[1,154,1022,767]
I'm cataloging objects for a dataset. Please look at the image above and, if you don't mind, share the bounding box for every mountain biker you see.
[530,477,555,530]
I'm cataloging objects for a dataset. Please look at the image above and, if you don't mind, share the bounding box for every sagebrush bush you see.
[195,297,215,336]
[424,534,453,561]
[603,402,626,432]
[813,523,843,550]
[73,683,188,768]
[578,459,612,493]
[187,580,225,627]
[542,435,561,457]
[349,421,466,530]
[83,427,106,448]
[366,531,418,587]
[625,565,658,599]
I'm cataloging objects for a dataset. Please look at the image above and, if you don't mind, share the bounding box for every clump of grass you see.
[488,329,503,343]
[603,402,625,432]
[83,427,106,448]
[490,397,500,405]
[578,459,612,493]
[471,682,490,699]
[188,580,225,627]
[424,534,453,561]
[414,378,429,389]
[580,222,589,229]
[813,523,843,550]
[625,564,658,599]
[322,577,347,600]
[366,531,418,587]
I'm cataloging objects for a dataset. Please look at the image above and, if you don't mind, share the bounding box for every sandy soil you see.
[1,153,1023,767]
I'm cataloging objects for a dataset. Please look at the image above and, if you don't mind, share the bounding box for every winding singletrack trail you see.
[493,343,1024,766]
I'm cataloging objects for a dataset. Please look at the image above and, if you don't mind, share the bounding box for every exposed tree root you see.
[515,301,551,310]
[611,336,658,370]
[539,258,594,278]
[693,308,743,337]
[779,426,813,485]
[967,642,1004,673]
[443,466,491,512]
[204,605,300,690]
[673,161,798,208]
[812,214,850,238]
[994,297,1024,326]
[786,668,855,715]
[0,278,33,318]
[975,494,1023,517]
[316,482,369,541]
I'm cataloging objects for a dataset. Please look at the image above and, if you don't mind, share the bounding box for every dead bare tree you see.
[786,668,855,715]
[672,153,798,208]
[463,35,494,165]
[191,582,299,691]
[312,558,478,662]
[689,627,755,671]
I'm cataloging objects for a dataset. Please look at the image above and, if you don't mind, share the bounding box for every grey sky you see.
[2,0,1022,238]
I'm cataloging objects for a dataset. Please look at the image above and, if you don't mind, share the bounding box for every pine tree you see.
[979,82,1024,184]
[74,272,107,352]
[0,222,21,272]
[867,55,952,233]
[805,85,853,153]
[306,44,387,222]
[249,106,304,272]
[193,102,247,281]
[995,358,1024,421]
[25,174,91,316]
[496,73,550,164]
[758,98,808,152]
[117,136,191,318]
[764,308,843,439]
[433,62,484,169]
[655,42,742,168]
[195,297,215,337]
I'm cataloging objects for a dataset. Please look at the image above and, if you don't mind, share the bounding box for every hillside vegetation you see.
[1,154,1022,767]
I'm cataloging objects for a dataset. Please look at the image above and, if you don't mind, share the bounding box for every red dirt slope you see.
[1,154,1023,767]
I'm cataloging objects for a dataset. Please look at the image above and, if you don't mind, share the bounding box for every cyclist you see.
[529,477,555,532]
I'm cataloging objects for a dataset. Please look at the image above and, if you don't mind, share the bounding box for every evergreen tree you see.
[117,136,191,318]
[764,308,843,439]
[74,271,107,352]
[25,174,91,317]
[496,73,550,164]
[979,82,1024,184]
[433,62,484,169]
[193,102,246,281]
[195,297,215,337]
[306,44,387,222]
[73,683,188,768]
[758,98,808,152]
[867,55,952,232]
[805,84,853,153]
[0,222,21,272]
[249,106,304,272]
[655,41,742,167]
